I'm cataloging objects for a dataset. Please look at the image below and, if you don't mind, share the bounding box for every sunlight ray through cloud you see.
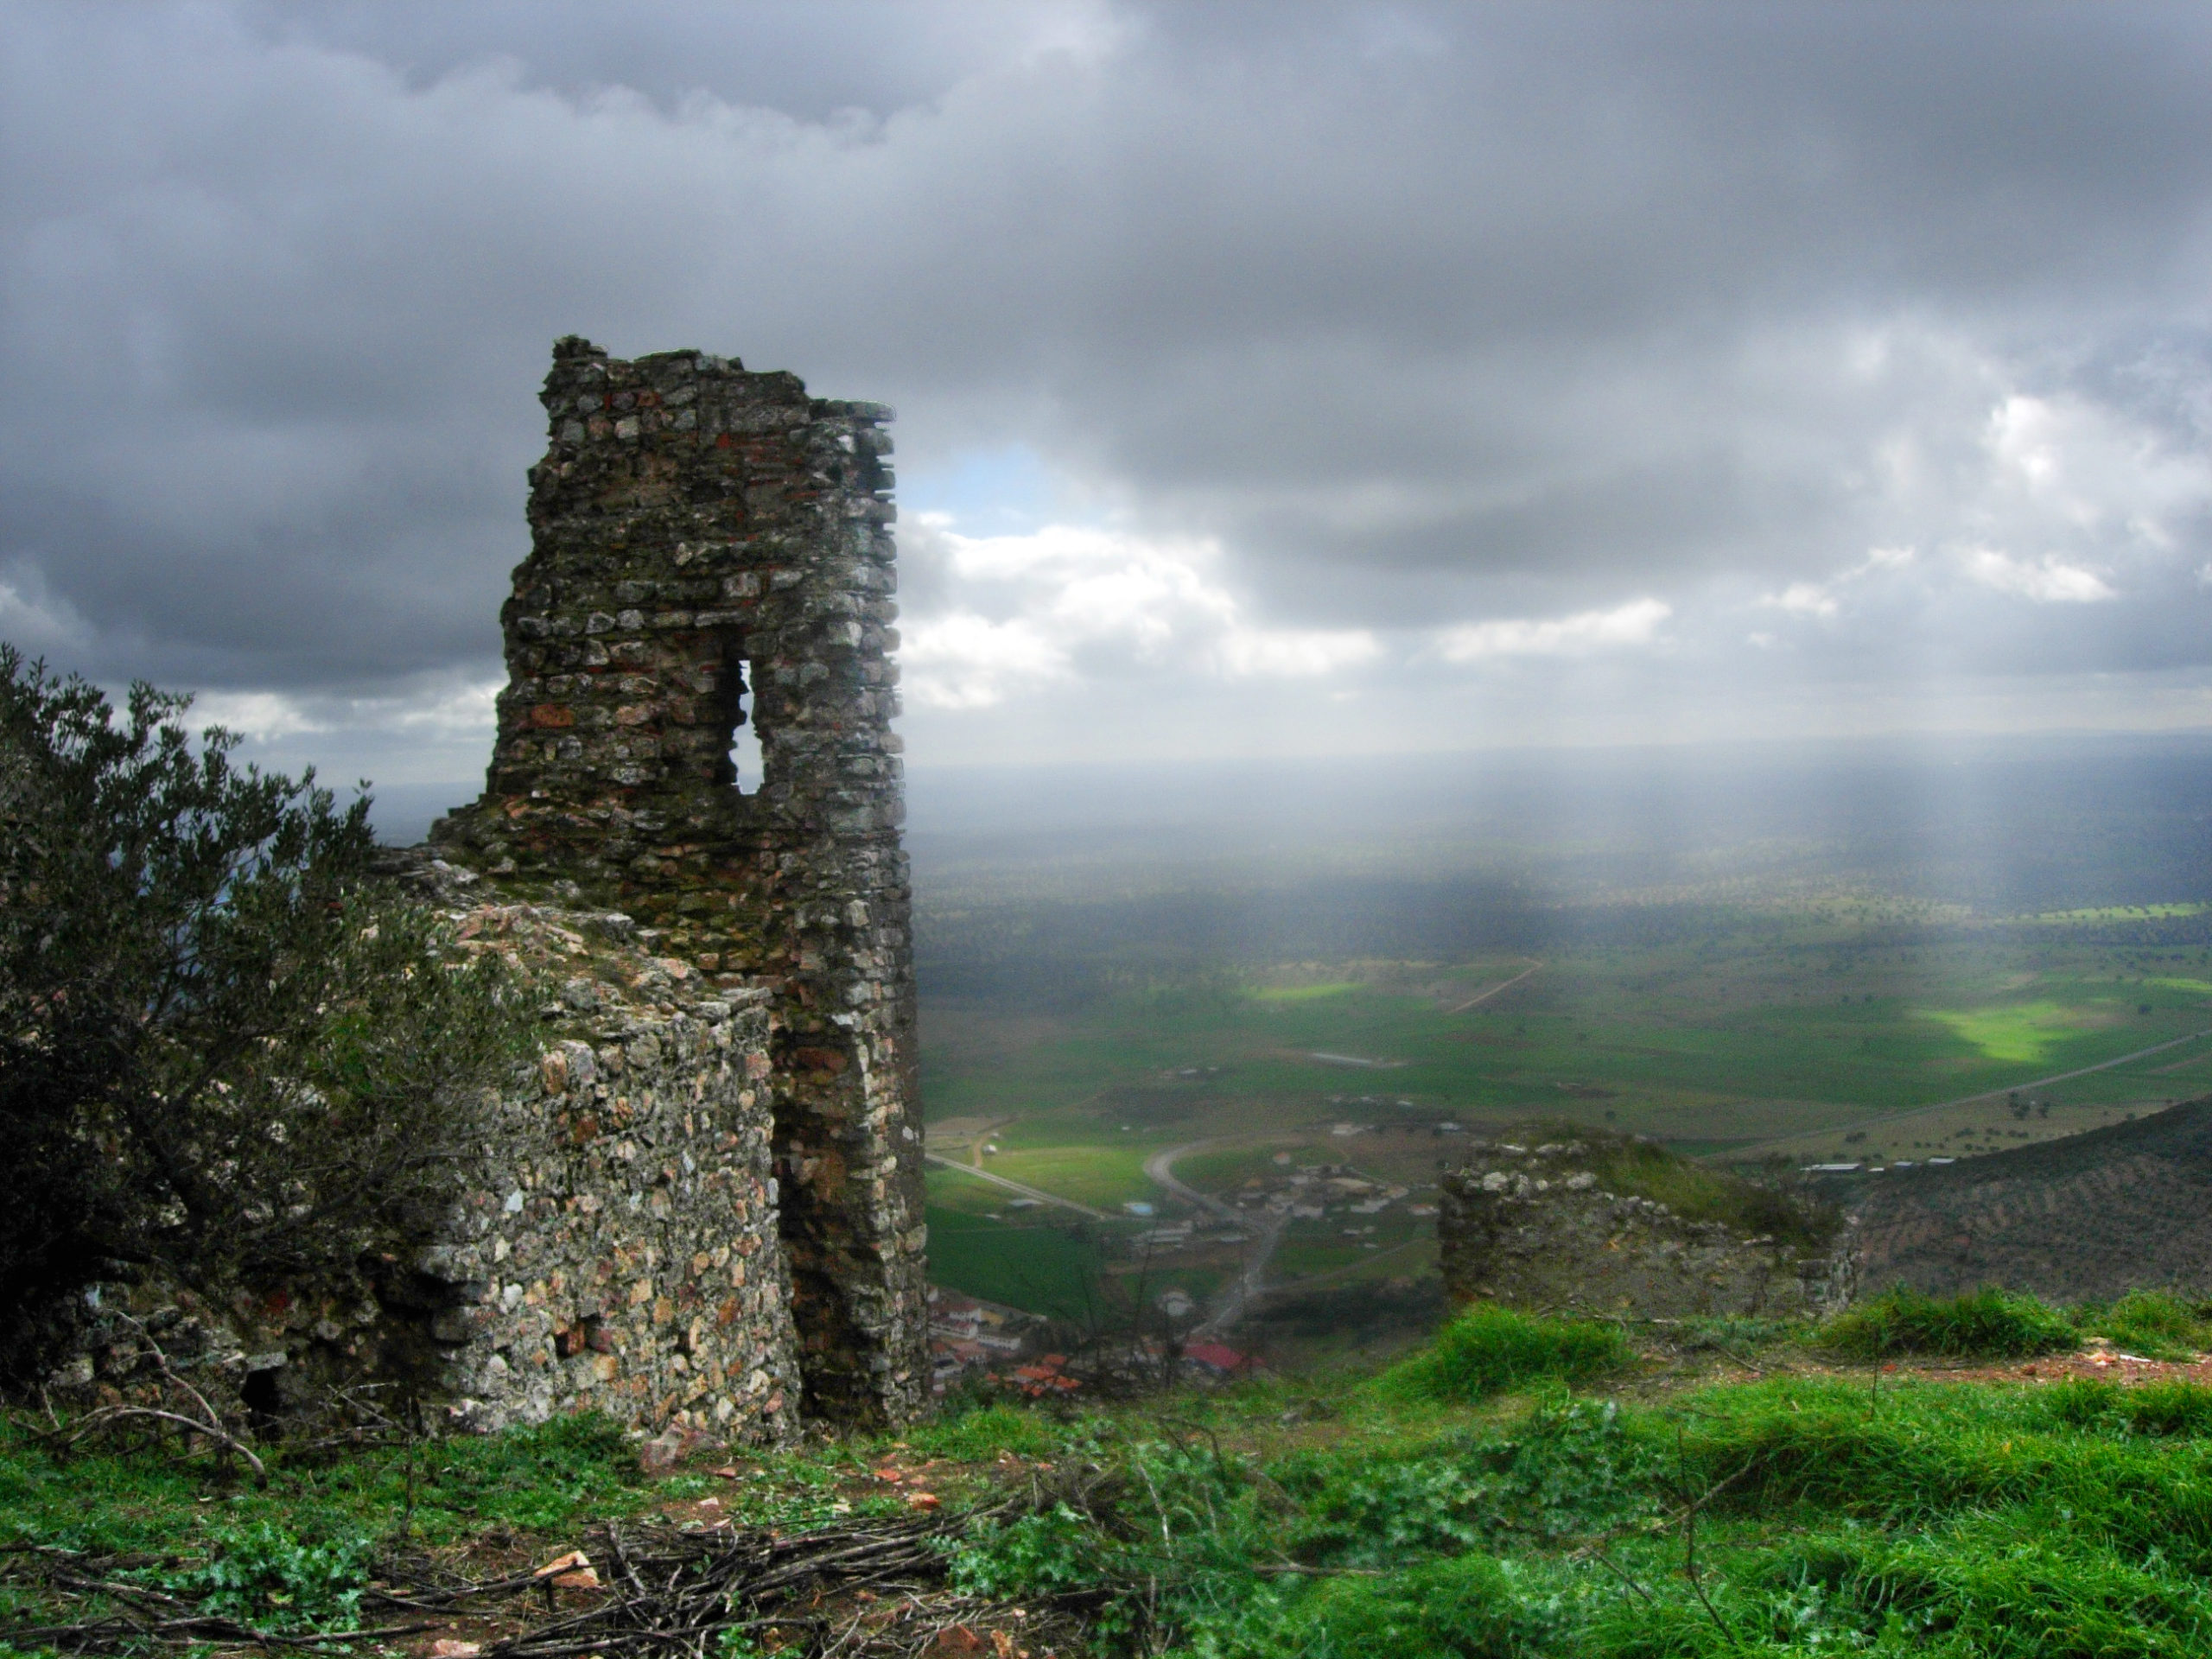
[4,4,2212,773]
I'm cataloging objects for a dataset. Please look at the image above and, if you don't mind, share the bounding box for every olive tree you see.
[0,646,529,1378]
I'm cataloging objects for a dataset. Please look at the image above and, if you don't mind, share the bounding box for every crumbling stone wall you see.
[431,339,924,1425]
[45,869,805,1446]
[1439,1140,1853,1319]
[407,894,800,1440]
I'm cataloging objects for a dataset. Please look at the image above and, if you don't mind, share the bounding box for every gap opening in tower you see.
[729,657,764,791]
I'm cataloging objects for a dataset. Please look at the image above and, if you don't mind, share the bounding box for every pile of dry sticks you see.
[5,1505,1080,1659]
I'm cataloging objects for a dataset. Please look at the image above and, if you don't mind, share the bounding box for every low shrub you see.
[946,1502,1106,1600]
[1375,1305,1631,1404]
[160,1520,375,1631]
[1821,1286,2075,1359]
[1284,1396,1662,1567]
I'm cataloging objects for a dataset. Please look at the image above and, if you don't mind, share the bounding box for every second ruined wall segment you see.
[434,338,926,1425]
[1438,1141,1854,1320]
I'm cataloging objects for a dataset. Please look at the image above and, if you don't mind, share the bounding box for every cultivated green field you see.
[918,903,2212,1323]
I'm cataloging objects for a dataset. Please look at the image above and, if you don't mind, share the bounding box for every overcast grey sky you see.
[4,1,2211,788]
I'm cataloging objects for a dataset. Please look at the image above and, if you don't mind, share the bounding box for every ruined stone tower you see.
[433,337,925,1426]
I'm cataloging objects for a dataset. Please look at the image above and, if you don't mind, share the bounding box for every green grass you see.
[924,1202,1105,1321]
[1246,982,1362,1004]
[0,1412,647,1643]
[1371,1305,1631,1403]
[982,1142,1161,1208]
[926,934,2212,1163]
[1821,1286,2079,1359]
[899,1402,1065,1464]
[24,1290,2212,1657]
[1917,1000,2107,1066]
[940,1321,2212,1657]
[2075,1289,2212,1361]
[914,909,2212,1324]
[0,1411,642,1559]
[1251,1553,1548,1659]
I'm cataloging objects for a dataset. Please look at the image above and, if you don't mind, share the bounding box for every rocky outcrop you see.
[1439,1139,1851,1320]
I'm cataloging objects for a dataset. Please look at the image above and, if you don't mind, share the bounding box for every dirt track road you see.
[1444,959,1543,1014]
[1143,1139,1297,1339]
[1732,1027,2212,1160]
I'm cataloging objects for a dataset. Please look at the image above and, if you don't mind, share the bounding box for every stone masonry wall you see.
[1439,1140,1853,1320]
[432,339,924,1426]
[45,868,804,1446]
[407,894,801,1440]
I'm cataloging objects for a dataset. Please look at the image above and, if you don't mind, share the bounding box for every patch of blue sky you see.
[899,442,1061,534]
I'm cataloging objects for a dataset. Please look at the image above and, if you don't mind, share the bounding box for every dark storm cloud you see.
[2,0,2209,768]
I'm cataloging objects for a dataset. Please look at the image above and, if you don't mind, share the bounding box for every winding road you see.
[931,1135,1405,1339]
[1143,1139,1299,1339]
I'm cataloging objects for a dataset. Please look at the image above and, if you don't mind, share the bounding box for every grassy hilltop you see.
[13,1294,2212,1656]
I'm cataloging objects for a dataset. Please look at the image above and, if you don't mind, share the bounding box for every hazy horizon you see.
[360,728,2212,928]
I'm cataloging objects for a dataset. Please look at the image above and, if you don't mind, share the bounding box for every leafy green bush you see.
[0,646,532,1377]
[1375,1305,1630,1404]
[1283,1397,1661,1568]
[162,1520,374,1631]
[1821,1286,2075,1359]
[1264,1554,1556,1659]
[947,1503,1108,1599]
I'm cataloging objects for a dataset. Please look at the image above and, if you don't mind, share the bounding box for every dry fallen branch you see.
[1,1541,435,1654]
[453,1508,1024,1659]
[19,1313,270,1484]
[9,1498,1058,1658]
[49,1404,270,1484]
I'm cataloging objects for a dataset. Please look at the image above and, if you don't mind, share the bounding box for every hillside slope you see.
[1845,1095,2212,1300]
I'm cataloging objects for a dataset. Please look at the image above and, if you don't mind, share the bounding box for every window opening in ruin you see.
[728,658,764,791]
